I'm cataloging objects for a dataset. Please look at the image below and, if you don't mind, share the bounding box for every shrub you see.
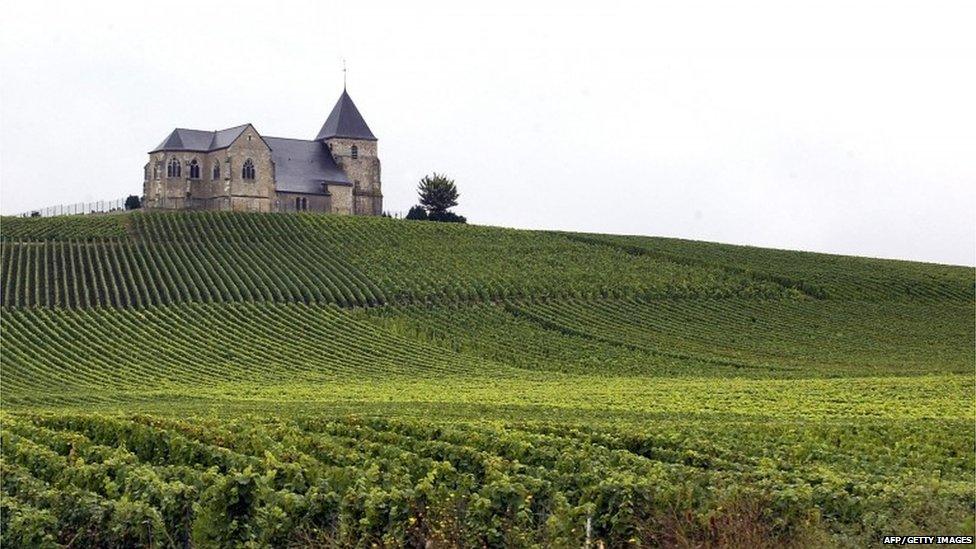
[427,210,467,224]
[405,205,428,221]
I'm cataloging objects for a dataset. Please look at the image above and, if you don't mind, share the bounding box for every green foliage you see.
[305,215,793,304]
[1,214,128,240]
[417,172,460,215]
[569,233,974,302]
[1,413,972,547]
[405,205,428,220]
[0,211,973,546]
[362,299,974,377]
[0,212,384,308]
[427,210,466,223]
[124,195,142,210]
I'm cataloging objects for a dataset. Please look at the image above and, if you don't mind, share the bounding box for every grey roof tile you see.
[210,124,250,149]
[314,90,377,141]
[264,137,351,194]
[149,125,249,153]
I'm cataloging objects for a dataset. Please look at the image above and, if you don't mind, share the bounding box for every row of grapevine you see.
[361,297,975,378]
[0,215,128,240]
[1,214,386,308]
[3,295,971,403]
[1,211,799,310]
[302,214,794,304]
[508,298,975,375]
[570,233,976,302]
[4,412,971,547]
[0,302,516,402]
[3,211,972,311]
[361,301,712,377]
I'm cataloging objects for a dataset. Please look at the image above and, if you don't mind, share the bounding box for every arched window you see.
[295,197,301,211]
[189,158,200,179]
[212,162,220,180]
[242,158,255,180]
[302,197,308,211]
[167,157,181,178]
[350,145,358,159]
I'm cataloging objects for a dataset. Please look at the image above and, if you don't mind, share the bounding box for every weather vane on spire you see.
[342,58,347,90]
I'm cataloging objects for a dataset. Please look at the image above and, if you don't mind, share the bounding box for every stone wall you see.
[328,184,353,215]
[326,137,382,215]
[224,126,275,212]
[144,125,275,213]
[274,193,332,213]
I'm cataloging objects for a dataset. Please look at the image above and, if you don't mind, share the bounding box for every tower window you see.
[167,157,181,178]
[350,145,358,159]
[242,158,255,180]
[189,158,200,179]
[212,162,220,180]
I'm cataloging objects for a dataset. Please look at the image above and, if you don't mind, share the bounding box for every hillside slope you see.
[1,212,973,547]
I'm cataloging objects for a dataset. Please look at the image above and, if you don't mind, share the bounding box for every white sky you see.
[1,1,974,265]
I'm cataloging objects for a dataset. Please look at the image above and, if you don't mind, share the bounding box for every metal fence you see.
[10,198,407,219]
[12,198,127,218]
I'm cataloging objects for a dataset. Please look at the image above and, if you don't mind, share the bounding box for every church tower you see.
[315,90,382,216]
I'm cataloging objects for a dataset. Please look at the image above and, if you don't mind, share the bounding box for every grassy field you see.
[1,212,973,547]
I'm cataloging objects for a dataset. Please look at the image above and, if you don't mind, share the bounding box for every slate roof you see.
[211,125,250,149]
[314,90,377,141]
[265,137,351,194]
[150,124,250,153]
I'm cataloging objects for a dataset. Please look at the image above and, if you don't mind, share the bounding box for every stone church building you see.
[143,90,381,215]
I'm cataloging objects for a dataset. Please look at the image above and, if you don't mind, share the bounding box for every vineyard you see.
[1,211,973,547]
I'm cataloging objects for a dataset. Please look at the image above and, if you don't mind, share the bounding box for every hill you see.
[1,212,973,547]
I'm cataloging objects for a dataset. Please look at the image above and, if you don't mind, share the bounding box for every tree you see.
[125,195,142,210]
[405,205,428,220]
[417,173,459,216]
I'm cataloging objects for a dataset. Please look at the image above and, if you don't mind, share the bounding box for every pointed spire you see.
[315,90,377,141]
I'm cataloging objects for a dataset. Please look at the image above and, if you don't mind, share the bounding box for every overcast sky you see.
[1,1,974,265]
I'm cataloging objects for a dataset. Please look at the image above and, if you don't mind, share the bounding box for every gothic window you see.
[295,197,301,211]
[302,197,308,210]
[242,158,255,180]
[212,162,220,180]
[153,164,158,180]
[167,157,181,178]
[189,159,200,179]
[350,145,358,159]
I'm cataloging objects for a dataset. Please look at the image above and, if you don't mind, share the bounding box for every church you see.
[143,89,382,215]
